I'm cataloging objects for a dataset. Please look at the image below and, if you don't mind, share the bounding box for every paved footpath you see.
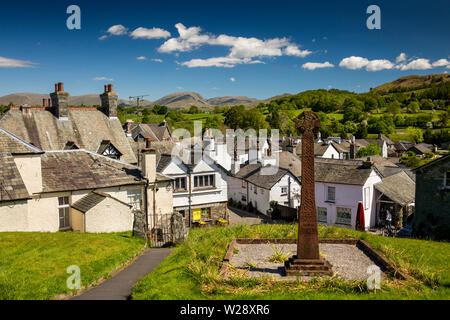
[72,248,173,300]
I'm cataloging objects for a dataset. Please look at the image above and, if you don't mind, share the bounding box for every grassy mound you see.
[132,224,450,300]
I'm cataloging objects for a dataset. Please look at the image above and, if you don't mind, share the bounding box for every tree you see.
[356,143,382,158]
[386,100,402,115]
[406,126,424,144]
[406,101,420,114]
[166,110,185,122]
[204,115,222,130]
[188,105,201,114]
[152,105,168,115]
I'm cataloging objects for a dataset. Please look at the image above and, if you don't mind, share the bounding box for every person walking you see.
[386,208,392,232]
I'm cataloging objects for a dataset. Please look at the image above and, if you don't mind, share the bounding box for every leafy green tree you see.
[386,100,402,115]
[166,110,185,122]
[152,105,168,115]
[407,101,420,114]
[406,126,424,144]
[188,105,201,114]
[356,143,382,158]
[204,115,222,130]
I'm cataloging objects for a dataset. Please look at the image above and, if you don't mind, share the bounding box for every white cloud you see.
[130,27,171,40]
[432,58,449,68]
[107,25,128,36]
[230,77,236,82]
[339,56,394,71]
[396,53,407,63]
[151,58,163,63]
[160,23,311,68]
[93,77,114,81]
[136,56,147,60]
[365,59,394,71]
[176,86,184,90]
[284,45,312,58]
[339,56,369,70]
[0,56,37,68]
[180,57,263,68]
[399,58,432,70]
[98,35,108,40]
[302,61,334,70]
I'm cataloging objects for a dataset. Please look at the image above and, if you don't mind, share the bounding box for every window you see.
[194,174,215,189]
[174,177,187,191]
[327,186,336,202]
[58,197,70,230]
[364,187,370,210]
[281,186,288,195]
[201,207,211,220]
[241,195,247,202]
[242,180,246,188]
[318,207,327,223]
[336,207,352,225]
[127,189,141,210]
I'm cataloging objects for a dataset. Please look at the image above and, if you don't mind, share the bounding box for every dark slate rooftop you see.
[314,158,375,185]
[0,109,136,163]
[41,150,145,193]
[0,128,43,154]
[234,162,295,190]
[128,122,172,141]
[375,171,415,206]
[0,152,30,202]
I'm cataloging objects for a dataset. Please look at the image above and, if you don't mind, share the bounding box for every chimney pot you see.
[54,83,58,92]
[48,99,51,107]
[146,137,151,148]
[42,99,47,107]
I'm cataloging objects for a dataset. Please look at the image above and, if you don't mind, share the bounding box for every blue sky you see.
[0,0,449,100]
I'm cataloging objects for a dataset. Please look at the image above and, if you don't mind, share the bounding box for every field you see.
[132,224,450,300]
[0,232,145,300]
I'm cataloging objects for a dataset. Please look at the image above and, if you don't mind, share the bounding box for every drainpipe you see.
[188,170,192,228]
[288,177,291,207]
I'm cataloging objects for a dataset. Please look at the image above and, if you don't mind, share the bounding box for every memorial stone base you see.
[284,256,333,277]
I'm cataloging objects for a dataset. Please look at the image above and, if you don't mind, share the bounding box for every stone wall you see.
[413,156,450,240]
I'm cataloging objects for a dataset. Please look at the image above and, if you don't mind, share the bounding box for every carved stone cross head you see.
[295,110,321,134]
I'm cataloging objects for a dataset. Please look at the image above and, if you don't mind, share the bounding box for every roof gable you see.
[0,152,30,202]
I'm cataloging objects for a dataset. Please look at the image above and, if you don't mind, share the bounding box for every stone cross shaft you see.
[295,111,321,260]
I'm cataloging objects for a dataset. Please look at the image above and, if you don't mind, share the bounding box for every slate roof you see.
[394,140,414,152]
[314,158,376,185]
[128,122,172,141]
[235,162,294,190]
[0,152,30,202]
[0,128,43,154]
[409,143,433,155]
[72,191,131,213]
[375,171,415,206]
[0,109,137,163]
[40,150,144,193]
[295,141,337,157]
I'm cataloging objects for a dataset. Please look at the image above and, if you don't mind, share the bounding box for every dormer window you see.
[64,141,79,150]
[98,140,122,160]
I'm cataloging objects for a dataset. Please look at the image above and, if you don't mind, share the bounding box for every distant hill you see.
[0,93,152,107]
[371,74,450,93]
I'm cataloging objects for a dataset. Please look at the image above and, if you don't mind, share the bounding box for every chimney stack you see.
[100,83,118,118]
[50,82,69,120]
[141,148,156,184]
[42,99,47,108]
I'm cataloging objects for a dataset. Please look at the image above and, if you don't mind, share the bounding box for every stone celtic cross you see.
[284,110,333,276]
[295,110,321,259]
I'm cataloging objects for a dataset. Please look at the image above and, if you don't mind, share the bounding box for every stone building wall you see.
[413,156,450,240]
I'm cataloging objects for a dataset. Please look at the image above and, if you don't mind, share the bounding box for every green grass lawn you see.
[132,225,450,300]
[0,232,145,300]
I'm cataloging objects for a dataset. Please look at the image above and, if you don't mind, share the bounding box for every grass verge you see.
[0,232,145,300]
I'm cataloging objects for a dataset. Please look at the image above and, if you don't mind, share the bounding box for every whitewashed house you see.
[0,128,173,233]
[313,158,382,229]
[156,151,228,224]
[228,157,301,216]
